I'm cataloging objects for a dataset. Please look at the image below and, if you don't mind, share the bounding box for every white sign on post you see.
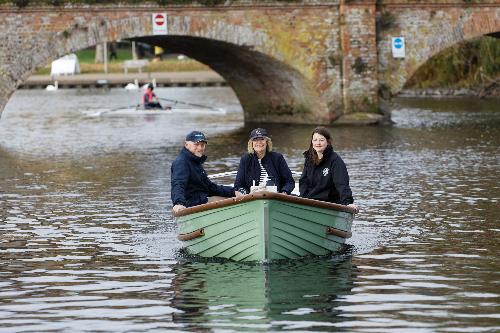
[391,37,405,58]
[152,13,168,35]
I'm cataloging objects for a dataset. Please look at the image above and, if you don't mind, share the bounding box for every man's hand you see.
[234,191,244,197]
[347,204,359,214]
[172,204,186,214]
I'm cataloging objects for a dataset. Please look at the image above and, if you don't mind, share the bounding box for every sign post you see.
[391,37,405,58]
[152,13,168,35]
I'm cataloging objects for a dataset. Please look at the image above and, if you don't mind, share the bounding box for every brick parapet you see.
[379,0,500,6]
[339,0,378,116]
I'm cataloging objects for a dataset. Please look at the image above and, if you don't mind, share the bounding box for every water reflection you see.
[0,89,499,332]
[171,258,356,331]
[0,87,244,157]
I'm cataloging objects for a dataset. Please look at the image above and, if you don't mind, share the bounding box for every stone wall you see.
[340,1,378,119]
[0,1,499,124]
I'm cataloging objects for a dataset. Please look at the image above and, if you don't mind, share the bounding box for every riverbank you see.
[24,71,499,100]
[399,80,500,99]
[21,71,226,89]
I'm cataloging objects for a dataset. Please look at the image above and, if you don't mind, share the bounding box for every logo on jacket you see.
[322,168,329,176]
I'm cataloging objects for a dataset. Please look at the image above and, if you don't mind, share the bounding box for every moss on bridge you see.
[0,0,494,9]
[0,0,302,8]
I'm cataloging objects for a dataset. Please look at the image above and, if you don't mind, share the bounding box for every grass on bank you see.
[35,47,210,75]
[406,36,500,89]
[35,59,209,75]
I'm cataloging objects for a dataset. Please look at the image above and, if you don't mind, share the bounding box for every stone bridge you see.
[0,0,498,124]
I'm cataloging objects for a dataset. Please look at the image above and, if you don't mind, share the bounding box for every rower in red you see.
[142,83,163,109]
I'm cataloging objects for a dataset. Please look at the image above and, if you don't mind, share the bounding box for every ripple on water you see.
[0,92,499,332]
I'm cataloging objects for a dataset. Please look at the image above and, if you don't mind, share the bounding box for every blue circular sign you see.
[394,38,403,49]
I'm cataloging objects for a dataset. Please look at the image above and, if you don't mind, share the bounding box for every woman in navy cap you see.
[234,128,295,195]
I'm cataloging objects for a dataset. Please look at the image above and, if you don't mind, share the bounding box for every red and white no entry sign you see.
[154,14,165,26]
[152,13,168,35]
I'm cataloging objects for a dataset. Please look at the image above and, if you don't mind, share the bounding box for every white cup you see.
[250,185,266,193]
[265,186,277,193]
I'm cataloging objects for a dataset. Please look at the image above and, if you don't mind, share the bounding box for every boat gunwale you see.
[173,192,356,217]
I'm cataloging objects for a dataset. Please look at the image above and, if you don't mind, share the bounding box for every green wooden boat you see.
[174,192,355,262]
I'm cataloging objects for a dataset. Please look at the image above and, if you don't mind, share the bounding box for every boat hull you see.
[175,192,354,262]
[84,107,226,117]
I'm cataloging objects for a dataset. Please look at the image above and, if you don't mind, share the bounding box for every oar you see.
[158,97,221,111]
[209,170,302,179]
[109,104,141,112]
[208,171,238,179]
[86,104,140,117]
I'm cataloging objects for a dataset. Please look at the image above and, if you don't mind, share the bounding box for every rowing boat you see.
[84,106,226,117]
[174,191,355,262]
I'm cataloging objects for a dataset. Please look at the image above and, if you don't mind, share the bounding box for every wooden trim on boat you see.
[177,228,204,241]
[173,192,357,217]
[326,227,352,239]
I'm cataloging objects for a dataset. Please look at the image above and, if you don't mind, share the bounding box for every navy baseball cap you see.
[185,131,207,143]
[249,128,268,140]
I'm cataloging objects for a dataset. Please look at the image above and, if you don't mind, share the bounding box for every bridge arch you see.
[138,35,320,123]
[378,5,500,96]
[403,33,499,92]
[0,10,329,123]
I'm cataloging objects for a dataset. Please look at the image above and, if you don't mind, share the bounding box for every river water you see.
[0,88,498,332]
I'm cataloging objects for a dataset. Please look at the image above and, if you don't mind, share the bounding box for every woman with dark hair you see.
[234,128,295,195]
[299,127,358,212]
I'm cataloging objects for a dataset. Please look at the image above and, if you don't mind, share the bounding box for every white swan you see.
[125,79,139,90]
[45,80,58,91]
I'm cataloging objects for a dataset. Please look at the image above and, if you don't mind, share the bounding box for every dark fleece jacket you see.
[171,147,235,207]
[299,145,354,205]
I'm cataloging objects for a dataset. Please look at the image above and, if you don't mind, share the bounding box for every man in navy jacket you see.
[171,131,242,214]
